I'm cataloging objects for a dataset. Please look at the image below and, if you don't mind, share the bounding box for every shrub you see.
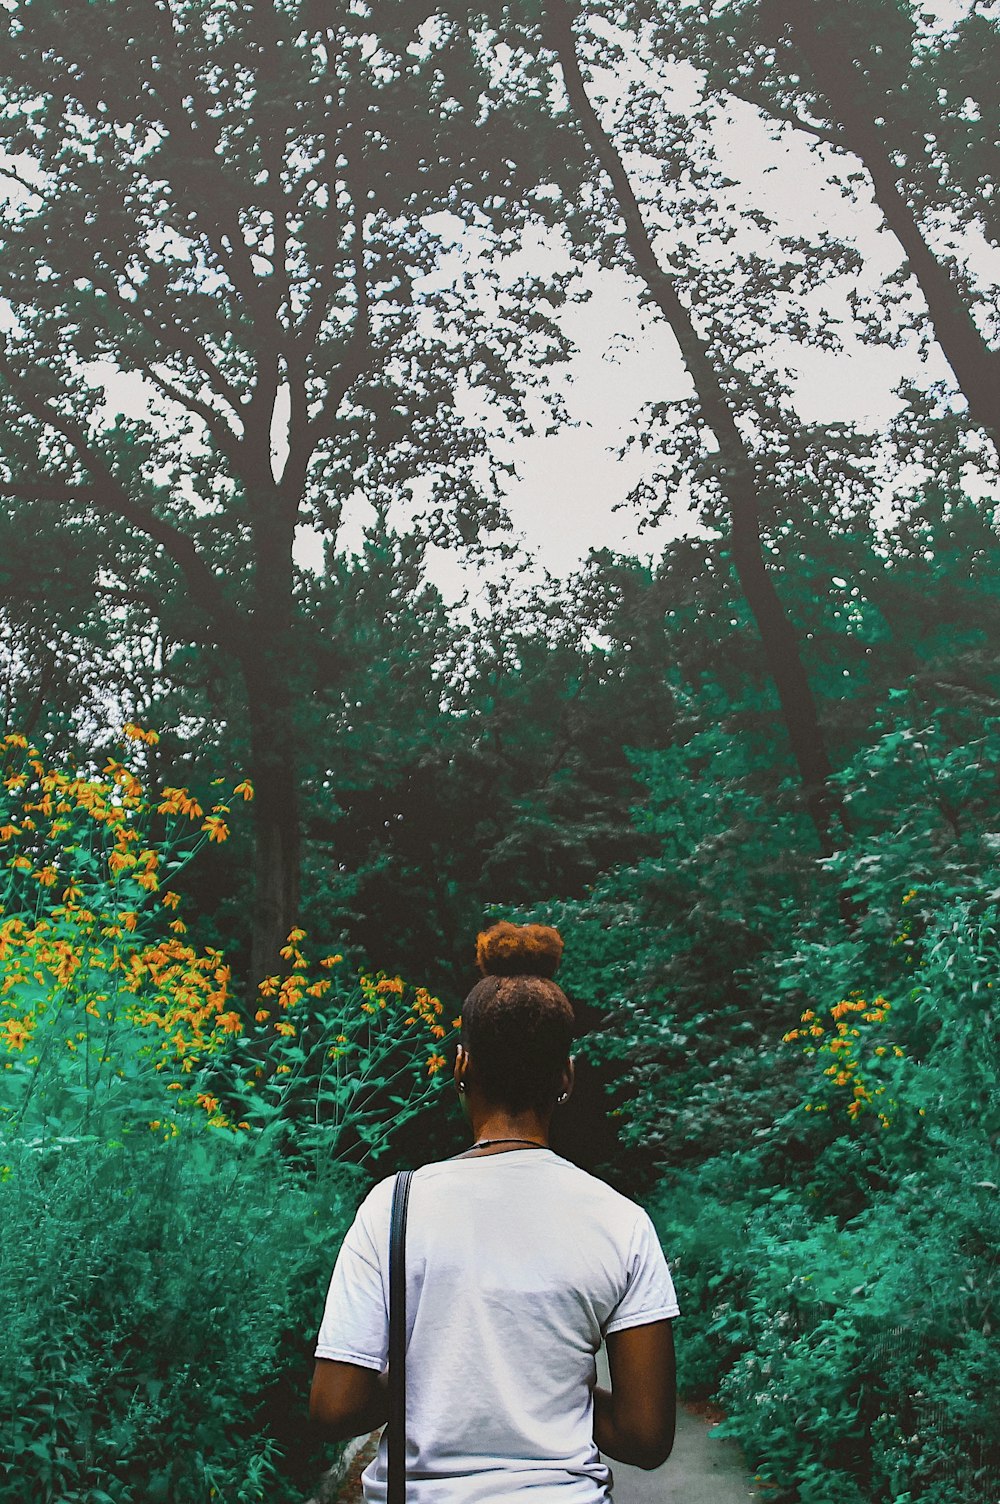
[1,732,456,1499]
[0,1126,362,1503]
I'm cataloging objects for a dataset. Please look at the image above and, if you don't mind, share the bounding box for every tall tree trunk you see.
[245,478,302,982]
[547,0,842,854]
[788,7,1000,456]
[247,678,301,984]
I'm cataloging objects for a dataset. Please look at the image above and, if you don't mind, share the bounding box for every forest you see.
[0,0,997,1500]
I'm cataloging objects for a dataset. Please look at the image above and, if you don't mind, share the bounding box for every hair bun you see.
[476,921,564,979]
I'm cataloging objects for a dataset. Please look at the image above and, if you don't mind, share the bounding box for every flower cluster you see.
[783,992,907,1127]
[0,730,253,1137]
[1,734,456,1163]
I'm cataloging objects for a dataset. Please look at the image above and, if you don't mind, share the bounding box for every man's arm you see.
[310,1359,389,1441]
[593,1319,676,1470]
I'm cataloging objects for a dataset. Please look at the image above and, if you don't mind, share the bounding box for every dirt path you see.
[596,1348,759,1504]
[608,1405,759,1503]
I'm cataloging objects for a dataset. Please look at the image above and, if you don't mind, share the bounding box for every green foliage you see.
[0,738,456,1499]
[0,1128,360,1504]
[545,671,1000,1501]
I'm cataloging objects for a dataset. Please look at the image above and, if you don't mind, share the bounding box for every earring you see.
[457,1082,467,1094]
[557,1092,568,1104]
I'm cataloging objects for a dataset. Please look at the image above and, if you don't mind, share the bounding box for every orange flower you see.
[1,1017,34,1051]
[217,1011,243,1034]
[200,815,229,844]
[158,787,204,820]
[122,723,160,746]
[196,1093,219,1114]
[233,780,254,802]
[162,891,182,910]
[426,1053,446,1075]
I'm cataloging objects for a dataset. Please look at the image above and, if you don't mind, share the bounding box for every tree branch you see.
[0,350,248,654]
[303,160,372,450]
[144,362,245,470]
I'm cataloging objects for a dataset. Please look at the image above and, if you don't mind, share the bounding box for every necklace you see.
[469,1137,547,1151]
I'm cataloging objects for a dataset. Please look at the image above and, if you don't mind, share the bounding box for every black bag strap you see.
[387,1169,414,1504]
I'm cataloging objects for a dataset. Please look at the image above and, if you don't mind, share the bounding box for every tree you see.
[454,0,856,854]
[0,0,570,975]
[649,0,1000,460]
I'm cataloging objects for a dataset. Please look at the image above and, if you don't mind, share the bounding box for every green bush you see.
[0,1109,361,1501]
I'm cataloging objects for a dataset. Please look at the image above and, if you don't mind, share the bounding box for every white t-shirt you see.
[314,1148,679,1504]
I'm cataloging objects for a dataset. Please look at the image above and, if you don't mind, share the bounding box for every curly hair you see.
[462,922,575,1113]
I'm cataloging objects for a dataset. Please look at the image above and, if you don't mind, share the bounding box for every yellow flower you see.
[158,787,203,820]
[122,723,160,745]
[1,1017,34,1051]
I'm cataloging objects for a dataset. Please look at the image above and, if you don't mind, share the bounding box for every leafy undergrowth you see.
[0,733,454,1501]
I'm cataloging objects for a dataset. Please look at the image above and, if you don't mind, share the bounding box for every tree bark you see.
[547,0,842,854]
[247,678,302,984]
[243,470,303,982]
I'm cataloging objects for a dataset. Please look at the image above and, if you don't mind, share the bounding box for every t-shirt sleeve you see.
[603,1207,680,1335]
[314,1187,389,1370]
